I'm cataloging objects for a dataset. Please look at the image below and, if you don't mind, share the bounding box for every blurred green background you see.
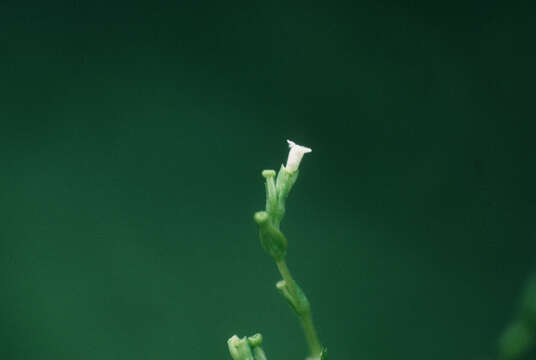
[1,1,535,359]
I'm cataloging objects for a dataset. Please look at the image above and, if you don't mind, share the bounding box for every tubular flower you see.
[285,140,312,173]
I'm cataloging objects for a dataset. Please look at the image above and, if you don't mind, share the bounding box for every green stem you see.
[252,346,267,360]
[301,312,322,359]
[276,260,297,295]
[276,260,323,358]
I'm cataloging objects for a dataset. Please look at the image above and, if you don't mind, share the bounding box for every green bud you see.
[246,333,266,360]
[254,211,287,261]
[262,170,276,178]
[228,335,254,360]
[247,333,263,347]
[262,170,278,217]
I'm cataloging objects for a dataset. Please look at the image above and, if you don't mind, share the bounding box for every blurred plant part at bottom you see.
[498,272,536,360]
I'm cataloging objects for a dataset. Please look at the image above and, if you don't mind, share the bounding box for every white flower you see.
[285,139,312,173]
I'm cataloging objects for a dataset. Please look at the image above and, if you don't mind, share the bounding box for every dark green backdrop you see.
[1,1,535,359]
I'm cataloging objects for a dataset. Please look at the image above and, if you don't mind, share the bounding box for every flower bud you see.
[247,333,263,347]
[262,170,276,178]
[228,335,254,360]
[261,170,277,216]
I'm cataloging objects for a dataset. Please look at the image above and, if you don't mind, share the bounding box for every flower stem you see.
[276,260,323,358]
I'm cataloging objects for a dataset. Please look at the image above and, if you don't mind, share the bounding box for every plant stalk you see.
[276,259,322,358]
